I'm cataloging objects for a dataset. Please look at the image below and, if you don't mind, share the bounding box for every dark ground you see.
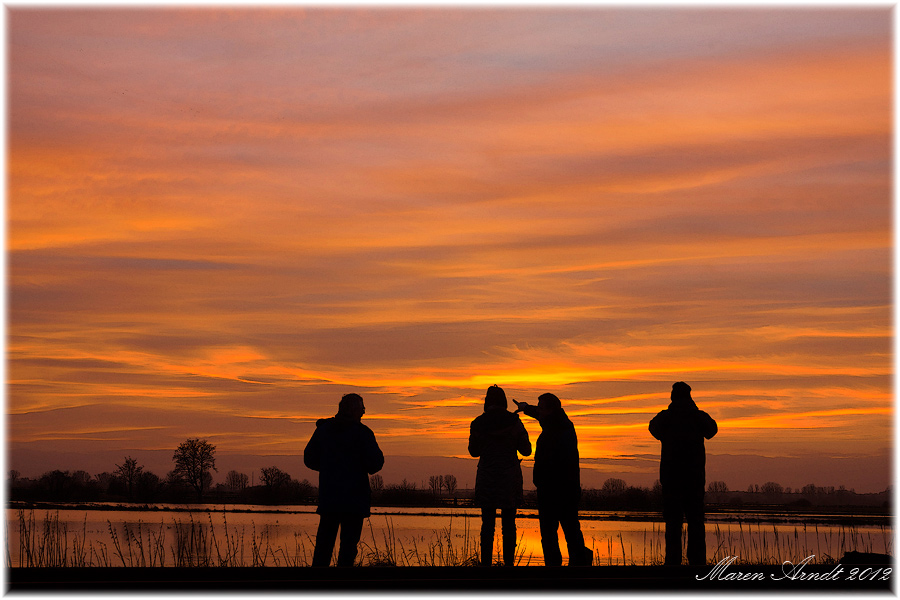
[6,563,894,593]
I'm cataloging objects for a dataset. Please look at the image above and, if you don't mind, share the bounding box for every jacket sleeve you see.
[468,422,481,457]
[303,428,322,472]
[701,412,718,439]
[516,418,532,457]
[363,427,385,474]
[519,403,539,420]
[648,411,665,440]
[563,427,581,490]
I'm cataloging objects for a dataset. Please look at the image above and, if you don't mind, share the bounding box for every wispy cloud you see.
[6,7,891,490]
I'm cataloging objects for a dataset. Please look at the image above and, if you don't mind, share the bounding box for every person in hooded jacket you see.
[514,393,593,566]
[649,382,717,566]
[304,393,384,566]
[468,385,531,566]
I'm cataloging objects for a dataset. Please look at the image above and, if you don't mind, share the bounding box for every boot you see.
[569,546,593,566]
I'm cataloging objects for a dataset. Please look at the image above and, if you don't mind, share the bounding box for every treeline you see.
[7,439,317,505]
[6,466,318,505]
[705,481,892,510]
[6,439,889,509]
[7,468,890,511]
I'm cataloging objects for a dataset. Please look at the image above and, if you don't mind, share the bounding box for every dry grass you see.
[9,509,481,567]
[8,509,892,568]
[588,520,893,566]
[359,514,481,566]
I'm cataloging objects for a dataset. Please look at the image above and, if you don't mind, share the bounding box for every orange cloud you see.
[6,8,891,490]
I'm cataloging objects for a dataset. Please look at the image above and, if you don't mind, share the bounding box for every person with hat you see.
[649,382,718,566]
[468,385,532,566]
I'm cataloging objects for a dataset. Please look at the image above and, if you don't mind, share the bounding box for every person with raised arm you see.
[514,393,592,566]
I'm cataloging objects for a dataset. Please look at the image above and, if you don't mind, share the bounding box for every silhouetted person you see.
[514,393,592,566]
[649,382,717,566]
[468,385,531,566]
[304,393,384,566]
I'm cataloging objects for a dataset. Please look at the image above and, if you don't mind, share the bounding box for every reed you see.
[411,514,480,567]
[702,518,893,566]
[12,510,91,567]
[360,514,481,566]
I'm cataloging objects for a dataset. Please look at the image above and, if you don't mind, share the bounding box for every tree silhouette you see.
[708,481,728,493]
[172,438,217,500]
[141,471,162,498]
[444,474,457,495]
[601,477,627,495]
[115,456,144,500]
[72,470,91,486]
[260,466,291,490]
[761,481,784,499]
[429,474,443,496]
[226,470,249,493]
[370,473,384,492]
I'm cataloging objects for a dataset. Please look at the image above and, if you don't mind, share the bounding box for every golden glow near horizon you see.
[7,7,892,490]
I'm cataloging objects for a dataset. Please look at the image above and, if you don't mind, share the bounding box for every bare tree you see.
[761,481,784,499]
[601,478,627,495]
[444,474,457,495]
[72,470,92,486]
[226,470,249,493]
[172,438,217,500]
[95,472,115,491]
[370,474,384,492]
[136,471,162,502]
[260,466,291,490]
[115,456,144,500]
[707,481,728,493]
[429,474,443,496]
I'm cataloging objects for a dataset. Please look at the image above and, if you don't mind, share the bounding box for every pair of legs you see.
[537,490,591,566]
[480,507,517,566]
[662,486,706,566]
[311,512,365,566]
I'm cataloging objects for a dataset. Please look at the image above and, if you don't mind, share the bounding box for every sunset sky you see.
[7,6,892,492]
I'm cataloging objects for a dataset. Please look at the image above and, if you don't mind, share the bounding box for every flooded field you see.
[6,504,892,567]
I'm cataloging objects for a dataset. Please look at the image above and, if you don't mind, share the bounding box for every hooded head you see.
[669,381,698,410]
[484,385,507,412]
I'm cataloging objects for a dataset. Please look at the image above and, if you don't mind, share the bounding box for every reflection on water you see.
[6,505,892,567]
